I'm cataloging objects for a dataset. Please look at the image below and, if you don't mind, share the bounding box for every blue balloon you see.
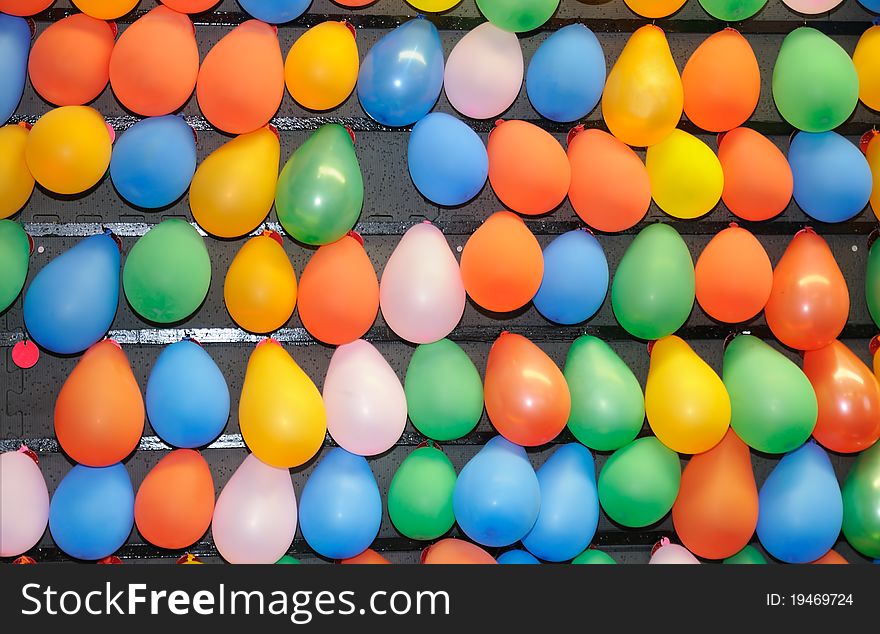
[110,116,197,209]
[533,229,609,325]
[453,436,541,548]
[859,0,880,12]
[527,24,606,123]
[756,442,843,564]
[357,18,444,127]
[49,463,134,561]
[408,112,488,206]
[146,340,230,448]
[238,0,311,23]
[24,231,120,355]
[789,131,872,223]
[299,448,382,559]
[0,14,29,125]
[497,549,541,564]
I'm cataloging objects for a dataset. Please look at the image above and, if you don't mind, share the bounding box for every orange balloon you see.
[811,550,849,564]
[135,449,214,550]
[0,0,53,15]
[765,228,849,351]
[460,211,543,313]
[160,0,218,11]
[333,0,379,6]
[682,28,760,133]
[297,233,379,345]
[421,539,497,564]
[695,224,772,323]
[109,5,199,116]
[340,549,391,564]
[804,340,880,454]
[487,120,571,216]
[567,127,650,233]
[54,340,145,467]
[718,127,793,222]
[484,331,571,446]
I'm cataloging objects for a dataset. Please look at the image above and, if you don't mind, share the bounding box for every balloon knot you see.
[256,337,278,349]
[177,553,202,564]
[580,226,595,237]
[26,231,34,255]
[17,121,32,131]
[342,20,356,39]
[796,226,816,237]
[647,340,656,356]
[105,229,123,253]
[184,335,203,347]
[870,336,880,357]
[107,21,118,39]
[106,338,122,350]
[868,229,879,251]
[267,124,280,141]
[859,130,878,155]
[17,445,39,465]
[346,230,365,247]
[345,127,357,145]
[722,332,738,351]
[97,556,123,565]
[716,131,727,147]
[651,538,670,556]
[263,229,284,246]
[567,124,585,147]
[728,221,738,229]
[26,18,36,40]
[13,556,36,565]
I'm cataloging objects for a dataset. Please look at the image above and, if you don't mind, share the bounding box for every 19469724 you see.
[766,594,854,607]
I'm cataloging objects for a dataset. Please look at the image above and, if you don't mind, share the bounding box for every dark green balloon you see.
[723,545,767,564]
[276,555,301,564]
[699,0,767,21]
[0,220,29,313]
[388,446,457,541]
[571,549,616,564]
[867,240,880,330]
[842,442,880,559]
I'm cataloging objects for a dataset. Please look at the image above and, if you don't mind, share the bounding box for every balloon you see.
[804,340,880,454]
[0,450,49,557]
[212,454,296,564]
[0,124,33,219]
[276,555,300,564]
[453,436,541,547]
[497,550,540,564]
[422,539,497,564]
[123,219,211,323]
[357,18,444,127]
[699,0,767,20]
[407,0,461,10]
[811,550,848,564]
[789,131,872,223]
[842,442,880,558]
[190,126,280,238]
[772,28,858,133]
[475,0,559,32]
[860,0,880,11]
[110,115,197,209]
[109,6,199,116]
[460,211,543,313]
[611,223,695,341]
[723,545,766,564]
[0,219,29,313]
[870,240,880,329]
[239,0,310,23]
[404,339,484,441]
[297,233,378,345]
[598,437,681,528]
[484,332,571,446]
[0,0,53,16]
[161,0,219,10]
[765,228,849,351]
[625,0,686,17]
[855,25,880,111]
[145,340,230,448]
[276,124,363,245]
[444,22,523,120]
[388,445,457,540]
[49,463,134,561]
[340,550,390,564]
[333,0,376,5]
[407,112,488,206]
[567,127,650,232]
[224,231,297,333]
[718,127,793,222]
[646,129,723,219]
[285,21,358,111]
[324,339,407,456]
[0,14,29,125]
[487,120,570,216]
[239,339,326,468]
[757,443,843,564]
[72,0,139,19]
[650,541,700,564]
[24,231,119,354]
[135,450,214,549]
[572,549,616,564]
[782,0,843,13]
[300,448,382,560]
[868,132,880,222]
[533,229,608,325]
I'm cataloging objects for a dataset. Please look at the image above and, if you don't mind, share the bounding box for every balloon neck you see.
[256,337,279,349]
[184,336,203,348]
[267,124,280,141]
[567,125,585,147]
[859,129,878,155]
[651,537,671,556]
[416,439,436,450]
[580,226,595,237]
[342,21,356,39]
[105,338,122,350]
[716,131,727,147]
[873,17,880,27]
[870,336,880,357]
[795,226,816,237]
[13,556,36,565]
[722,332,739,351]
[26,231,34,255]
[415,14,427,20]
[105,122,116,144]
[97,556,123,565]
[17,121,32,131]
[17,444,39,465]
[728,221,739,229]
[262,229,283,246]
[344,126,356,145]
[419,547,430,564]
[868,228,879,251]
[346,230,365,247]
[104,229,123,253]
[188,122,199,145]
[107,21,119,38]
[26,18,35,40]
[269,24,279,35]
[647,340,656,356]
[177,553,202,565]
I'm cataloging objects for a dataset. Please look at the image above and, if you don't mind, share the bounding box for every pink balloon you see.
[211,454,297,564]
[649,541,701,564]
[379,222,465,344]
[782,0,843,13]
[1,450,50,557]
[324,340,407,456]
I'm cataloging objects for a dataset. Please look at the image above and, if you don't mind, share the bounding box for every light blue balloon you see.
[49,463,134,561]
[497,549,541,564]
[859,0,880,12]
[110,116,197,209]
[146,340,230,448]
[408,113,488,206]
[527,24,605,123]
[357,18,444,127]
[533,229,608,325]
[453,436,541,548]
[789,131,872,223]
[757,442,843,564]
[24,231,120,355]
[299,448,382,560]
[0,14,29,125]
[238,0,311,23]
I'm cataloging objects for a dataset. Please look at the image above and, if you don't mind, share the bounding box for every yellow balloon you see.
[239,339,326,468]
[602,25,683,148]
[646,129,723,219]
[645,336,731,455]
[867,131,880,222]
[24,106,112,195]
[72,0,140,19]
[0,124,35,219]
[189,126,280,238]
[285,21,359,111]
[224,232,297,334]
[406,0,462,11]
[854,25,880,112]
[624,0,686,17]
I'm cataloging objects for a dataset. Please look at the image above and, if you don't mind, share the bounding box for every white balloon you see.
[0,451,49,557]
[782,0,844,15]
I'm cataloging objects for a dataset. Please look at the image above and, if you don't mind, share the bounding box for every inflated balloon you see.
[324,339,407,456]
[299,448,382,560]
[868,132,880,222]
[123,219,211,323]
[860,0,880,11]
[842,442,880,558]
[700,0,767,19]
[0,14,29,125]
[72,0,139,19]
[160,0,218,12]
[757,442,843,564]
[24,231,119,354]
[0,124,33,218]
[854,25,880,111]
[239,339,326,468]
[533,230,608,325]
[646,129,723,219]
[0,450,49,557]
[475,0,559,32]
[572,549,617,564]
[0,220,29,313]
[0,0,53,16]
[276,555,300,564]
[723,545,766,564]
[497,550,540,564]
[240,0,310,23]
[407,0,461,10]
[870,240,880,329]
[624,0,686,17]
[718,127,793,222]
[782,0,843,13]
[333,0,376,6]
[422,539,497,564]
[285,21,358,111]
[649,541,700,564]
[340,550,390,564]
[146,340,230,448]
[388,445,457,541]
[812,550,848,564]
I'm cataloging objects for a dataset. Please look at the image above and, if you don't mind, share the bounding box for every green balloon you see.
[564,335,644,452]
[475,0,560,33]
[772,28,859,133]
[571,549,617,564]
[404,339,484,441]
[842,442,880,559]
[610,223,694,341]
[723,335,817,454]
[276,124,363,246]
[598,437,680,528]
[867,240,880,330]
[0,220,29,313]
[698,0,767,21]
[276,555,301,564]
[123,219,211,323]
[388,445,457,540]
[723,545,767,564]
